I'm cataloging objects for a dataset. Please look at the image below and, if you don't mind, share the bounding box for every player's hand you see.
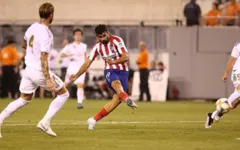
[46,79,55,91]
[69,74,78,82]
[106,58,115,65]
[221,74,228,82]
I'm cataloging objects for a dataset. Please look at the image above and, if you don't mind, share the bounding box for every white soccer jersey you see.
[231,43,240,69]
[24,22,54,71]
[61,42,87,67]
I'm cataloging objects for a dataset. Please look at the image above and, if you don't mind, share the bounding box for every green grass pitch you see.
[0,99,239,150]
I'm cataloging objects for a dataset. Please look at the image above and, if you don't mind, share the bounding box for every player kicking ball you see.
[205,42,240,129]
[0,3,69,138]
[70,25,137,130]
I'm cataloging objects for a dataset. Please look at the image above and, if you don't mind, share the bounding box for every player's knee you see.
[58,90,70,99]
[20,93,33,101]
[111,80,120,88]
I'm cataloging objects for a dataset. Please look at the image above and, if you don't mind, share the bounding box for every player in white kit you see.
[0,3,69,138]
[205,42,240,128]
[60,29,87,109]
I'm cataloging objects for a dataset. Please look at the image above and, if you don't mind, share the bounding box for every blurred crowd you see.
[183,0,240,26]
[0,36,166,101]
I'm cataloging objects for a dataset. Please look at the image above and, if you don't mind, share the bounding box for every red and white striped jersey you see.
[89,35,129,71]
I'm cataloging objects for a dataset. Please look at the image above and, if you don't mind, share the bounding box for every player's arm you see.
[70,44,98,81]
[222,44,239,81]
[60,45,73,58]
[41,52,51,80]
[223,56,237,76]
[75,58,93,78]
[107,52,129,64]
[21,39,27,58]
[60,53,73,58]
[109,37,129,64]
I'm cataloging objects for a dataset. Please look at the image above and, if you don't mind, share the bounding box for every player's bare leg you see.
[0,93,33,138]
[37,86,69,137]
[76,83,84,109]
[111,80,137,109]
[205,85,240,128]
[88,94,121,130]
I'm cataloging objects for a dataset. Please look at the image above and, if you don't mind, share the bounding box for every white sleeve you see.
[231,43,240,58]
[39,29,51,53]
[61,45,70,54]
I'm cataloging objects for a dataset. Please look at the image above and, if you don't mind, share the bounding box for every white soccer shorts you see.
[19,67,64,94]
[64,64,86,85]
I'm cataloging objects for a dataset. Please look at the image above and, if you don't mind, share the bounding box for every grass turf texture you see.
[0,99,239,150]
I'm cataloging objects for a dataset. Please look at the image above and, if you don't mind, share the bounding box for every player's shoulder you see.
[111,35,123,41]
[29,22,46,31]
[92,42,101,49]
[64,43,73,48]
[80,42,87,47]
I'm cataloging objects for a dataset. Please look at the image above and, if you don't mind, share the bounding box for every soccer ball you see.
[215,98,231,114]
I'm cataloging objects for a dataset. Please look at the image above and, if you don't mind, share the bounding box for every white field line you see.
[1,120,234,126]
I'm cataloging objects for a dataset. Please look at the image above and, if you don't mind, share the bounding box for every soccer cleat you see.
[87,117,96,130]
[37,120,57,137]
[205,113,214,129]
[77,103,84,109]
[126,98,138,110]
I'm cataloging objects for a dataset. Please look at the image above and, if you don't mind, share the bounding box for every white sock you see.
[0,98,29,123]
[211,110,219,119]
[227,90,240,108]
[42,91,69,121]
[77,88,84,104]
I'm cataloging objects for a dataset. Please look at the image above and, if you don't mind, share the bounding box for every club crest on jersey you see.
[118,42,124,48]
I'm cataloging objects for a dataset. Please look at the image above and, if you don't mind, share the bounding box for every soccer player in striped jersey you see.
[70,24,137,130]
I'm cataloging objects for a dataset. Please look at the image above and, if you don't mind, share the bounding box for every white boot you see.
[37,120,57,137]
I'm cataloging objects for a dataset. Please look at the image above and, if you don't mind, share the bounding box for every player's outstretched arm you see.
[71,58,93,81]
[106,52,129,65]
[222,56,237,81]
[60,53,73,58]
[224,56,237,75]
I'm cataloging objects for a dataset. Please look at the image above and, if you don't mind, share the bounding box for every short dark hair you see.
[39,3,54,19]
[95,24,107,35]
[73,28,83,35]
